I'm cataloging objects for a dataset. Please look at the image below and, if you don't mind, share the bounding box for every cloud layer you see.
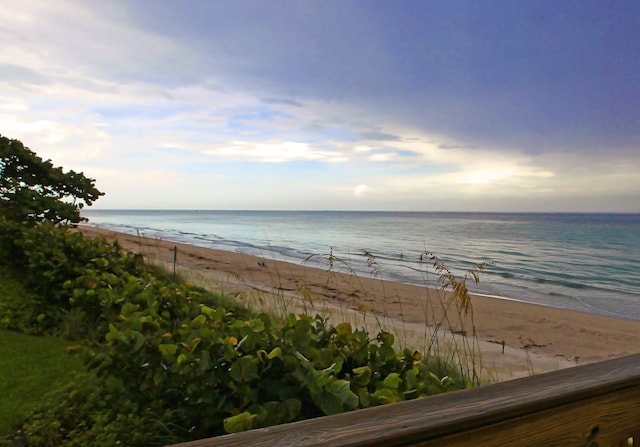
[1,0,638,211]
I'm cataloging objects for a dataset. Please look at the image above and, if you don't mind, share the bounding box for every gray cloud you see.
[0,63,50,86]
[358,132,402,142]
[261,98,304,108]
[438,144,478,150]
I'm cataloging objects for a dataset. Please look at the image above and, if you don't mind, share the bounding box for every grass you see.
[0,330,91,435]
[0,265,39,333]
[0,265,95,435]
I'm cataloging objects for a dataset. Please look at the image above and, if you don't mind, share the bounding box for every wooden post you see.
[173,246,177,280]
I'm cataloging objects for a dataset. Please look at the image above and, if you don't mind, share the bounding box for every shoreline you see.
[78,225,640,381]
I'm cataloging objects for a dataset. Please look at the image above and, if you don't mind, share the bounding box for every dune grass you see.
[175,248,491,387]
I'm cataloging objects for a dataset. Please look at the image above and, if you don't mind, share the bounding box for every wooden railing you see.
[170,353,640,447]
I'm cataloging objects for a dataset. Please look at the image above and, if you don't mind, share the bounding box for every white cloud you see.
[368,152,401,162]
[354,184,370,198]
[203,141,349,163]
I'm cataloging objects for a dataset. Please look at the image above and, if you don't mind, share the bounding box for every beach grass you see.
[176,247,490,387]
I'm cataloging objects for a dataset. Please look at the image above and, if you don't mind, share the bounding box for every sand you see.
[78,225,640,381]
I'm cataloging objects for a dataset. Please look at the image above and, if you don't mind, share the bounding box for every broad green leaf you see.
[192,314,206,325]
[248,318,265,332]
[352,366,372,386]
[372,388,399,404]
[383,372,401,390]
[317,380,359,415]
[379,331,394,346]
[129,331,145,352]
[200,305,214,318]
[105,324,120,342]
[153,368,164,386]
[229,356,260,383]
[223,411,256,434]
[379,345,396,362]
[236,332,263,352]
[159,343,178,356]
[404,369,418,390]
[336,322,352,336]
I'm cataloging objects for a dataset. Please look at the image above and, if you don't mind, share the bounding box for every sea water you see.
[81,210,640,320]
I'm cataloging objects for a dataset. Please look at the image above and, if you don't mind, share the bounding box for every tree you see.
[0,134,104,225]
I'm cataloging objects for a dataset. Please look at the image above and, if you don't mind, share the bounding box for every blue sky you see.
[1,0,639,211]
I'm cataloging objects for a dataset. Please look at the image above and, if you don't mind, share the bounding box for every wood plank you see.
[170,353,640,447]
[412,386,640,447]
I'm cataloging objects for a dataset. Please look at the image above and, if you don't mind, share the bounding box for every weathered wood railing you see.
[170,353,640,446]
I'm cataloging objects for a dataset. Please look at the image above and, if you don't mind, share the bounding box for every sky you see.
[1,0,639,212]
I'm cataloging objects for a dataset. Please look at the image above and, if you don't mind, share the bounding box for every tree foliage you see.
[0,134,103,225]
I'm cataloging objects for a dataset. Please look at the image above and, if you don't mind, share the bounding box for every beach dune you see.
[78,225,640,380]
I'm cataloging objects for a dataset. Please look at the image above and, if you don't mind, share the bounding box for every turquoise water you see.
[81,210,640,320]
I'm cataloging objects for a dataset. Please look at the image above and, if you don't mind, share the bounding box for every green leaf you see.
[352,366,372,386]
[404,369,418,390]
[223,411,256,434]
[372,388,399,404]
[379,331,394,346]
[248,318,265,332]
[267,346,282,359]
[336,322,352,336]
[383,372,402,390]
[129,331,145,352]
[379,344,396,362]
[192,314,207,325]
[200,305,214,318]
[316,380,359,415]
[153,368,165,385]
[159,343,178,356]
[105,324,120,342]
[229,356,260,383]
[237,332,263,352]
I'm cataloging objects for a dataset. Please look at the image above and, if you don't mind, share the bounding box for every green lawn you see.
[0,329,90,434]
[0,265,91,435]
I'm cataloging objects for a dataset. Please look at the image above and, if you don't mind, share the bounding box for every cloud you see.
[358,131,402,141]
[354,184,370,198]
[261,98,304,108]
[202,141,349,163]
[1,1,638,211]
[368,152,403,162]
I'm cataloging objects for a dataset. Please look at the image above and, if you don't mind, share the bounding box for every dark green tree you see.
[0,134,104,225]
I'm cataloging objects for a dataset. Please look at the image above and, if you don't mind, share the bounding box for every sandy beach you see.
[78,225,640,381]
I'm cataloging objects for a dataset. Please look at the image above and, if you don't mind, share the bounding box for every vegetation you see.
[0,329,92,435]
[0,136,477,446]
[1,224,465,446]
[0,134,103,225]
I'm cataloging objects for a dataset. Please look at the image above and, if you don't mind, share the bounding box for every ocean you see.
[81,210,640,320]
